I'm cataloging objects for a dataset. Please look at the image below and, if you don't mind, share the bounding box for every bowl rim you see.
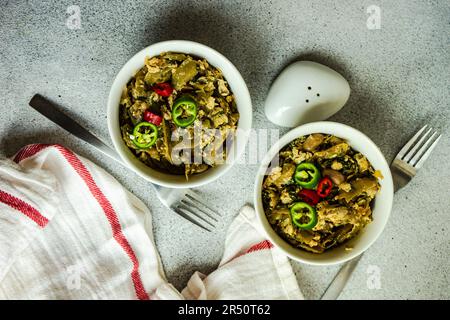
[254,121,394,265]
[107,40,252,188]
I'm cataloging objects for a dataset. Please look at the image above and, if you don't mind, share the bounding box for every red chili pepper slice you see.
[317,176,333,198]
[152,82,173,97]
[143,110,162,126]
[298,189,320,206]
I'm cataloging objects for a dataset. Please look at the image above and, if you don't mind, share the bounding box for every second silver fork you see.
[391,125,442,191]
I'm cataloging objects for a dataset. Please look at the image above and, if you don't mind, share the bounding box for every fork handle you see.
[320,254,364,300]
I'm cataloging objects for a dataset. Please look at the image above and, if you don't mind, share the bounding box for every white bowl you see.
[107,40,252,188]
[254,121,394,265]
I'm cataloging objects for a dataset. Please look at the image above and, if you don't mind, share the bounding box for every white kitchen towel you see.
[179,205,303,300]
[0,144,303,300]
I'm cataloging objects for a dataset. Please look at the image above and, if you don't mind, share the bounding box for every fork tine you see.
[173,207,212,232]
[413,133,442,169]
[396,125,428,160]
[177,204,215,228]
[181,199,218,222]
[185,190,220,216]
[403,126,433,162]
[409,131,438,165]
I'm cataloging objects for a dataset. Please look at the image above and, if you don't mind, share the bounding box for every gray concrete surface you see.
[0,0,449,299]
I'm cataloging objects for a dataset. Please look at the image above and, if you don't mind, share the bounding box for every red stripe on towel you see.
[227,239,274,263]
[13,144,150,300]
[13,143,51,163]
[0,189,49,227]
[245,240,274,253]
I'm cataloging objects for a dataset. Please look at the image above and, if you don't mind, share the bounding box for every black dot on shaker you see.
[306,99,309,103]
[308,86,312,90]
[317,93,320,97]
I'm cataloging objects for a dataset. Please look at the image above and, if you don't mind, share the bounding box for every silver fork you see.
[390,125,442,191]
[153,185,219,232]
[28,94,219,232]
[321,124,442,300]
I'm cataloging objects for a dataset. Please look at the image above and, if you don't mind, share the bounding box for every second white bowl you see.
[254,121,394,265]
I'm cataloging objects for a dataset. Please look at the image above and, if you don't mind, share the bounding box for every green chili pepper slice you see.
[290,202,317,230]
[294,162,321,189]
[132,122,158,149]
[172,96,198,127]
